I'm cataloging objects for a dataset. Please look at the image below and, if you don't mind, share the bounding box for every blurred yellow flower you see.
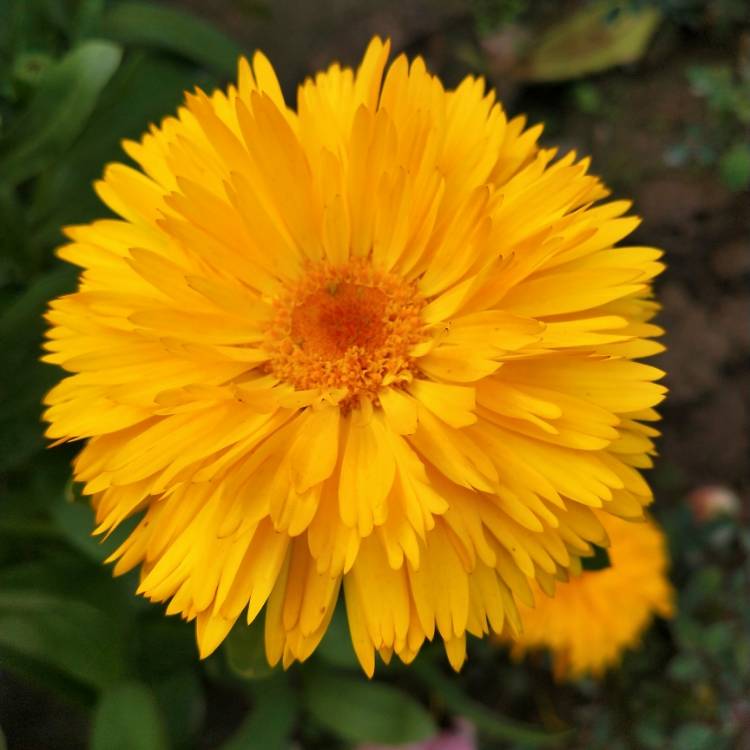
[511,515,674,679]
[43,37,666,674]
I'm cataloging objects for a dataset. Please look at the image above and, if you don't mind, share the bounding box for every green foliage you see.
[220,675,298,750]
[0,2,245,748]
[577,510,750,750]
[225,615,275,680]
[688,65,750,127]
[473,0,528,34]
[303,669,437,745]
[570,82,604,115]
[671,64,750,191]
[412,658,572,746]
[99,2,241,76]
[91,682,169,750]
[0,40,122,185]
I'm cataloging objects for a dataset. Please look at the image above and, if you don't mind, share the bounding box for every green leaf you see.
[12,52,55,91]
[0,268,76,470]
[0,40,122,184]
[0,363,57,470]
[316,601,360,670]
[28,52,211,244]
[719,142,750,191]
[51,498,109,561]
[134,615,199,678]
[0,555,137,618]
[412,659,570,747]
[50,492,141,564]
[91,682,169,750]
[0,267,74,345]
[152,669,205,748]
[73,0,107,41]
[220,674,297,750]
[99,2,241,76]
[0,183,29,275]
[524,2,662,82]
[225,614,275,680]
[304,669,436,745]
[0,594,124,690]
[0,0,65,66]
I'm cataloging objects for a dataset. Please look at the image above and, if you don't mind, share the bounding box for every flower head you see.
[510,514,674,679]
[43,37,666,674]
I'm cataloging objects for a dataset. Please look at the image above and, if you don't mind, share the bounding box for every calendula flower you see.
[43,37,666,675]
[510,514,674,679]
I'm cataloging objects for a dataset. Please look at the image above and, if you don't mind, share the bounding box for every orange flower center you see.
[265,261,426,409]
[291,283,389,358]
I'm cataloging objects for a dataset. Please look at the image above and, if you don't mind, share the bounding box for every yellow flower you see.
[43,37,666,675]
[510,514,674,679]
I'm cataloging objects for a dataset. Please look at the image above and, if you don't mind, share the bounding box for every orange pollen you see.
[265,261,427,409]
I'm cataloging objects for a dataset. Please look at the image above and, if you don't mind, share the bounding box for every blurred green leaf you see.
[571,81,603,114]
[702,621,735,659]
[28,52,209,244]
[0,360,57,470]
[73,0,106,41]
[668,653,705,683]
[221,674,297,750]
[0,266,73,344]
[99,2,241,76]
[316,602,360,670]
[225,614,274,679]
[12,52,54,91]
[0,555,136,616]
[153,669,205,747]
[672,723,720,750]
[413,659,570,746]
[524,2,662,82]
[50,493,140,564]
[672,615,703,649]
[134,615,198,678]
[0,40,122,184]
[0,184,28,277]
[634,721,666,750]
[688,66,735,110]
[92,681,169,750]
[304,669,436,745]
[473,0,526,34]
[719,142,750,191]
[0,267,76,470]
[51,498,109,561]
[688,65,750,124]
[0,0,64,66]
[0,594,124,689]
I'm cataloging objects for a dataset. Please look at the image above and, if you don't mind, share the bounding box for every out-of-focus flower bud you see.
[688,485,741,523]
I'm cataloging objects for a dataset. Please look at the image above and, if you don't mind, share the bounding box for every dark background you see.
[0,1,748,748]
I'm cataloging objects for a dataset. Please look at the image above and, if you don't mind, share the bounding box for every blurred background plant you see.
[0,1,748,748]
